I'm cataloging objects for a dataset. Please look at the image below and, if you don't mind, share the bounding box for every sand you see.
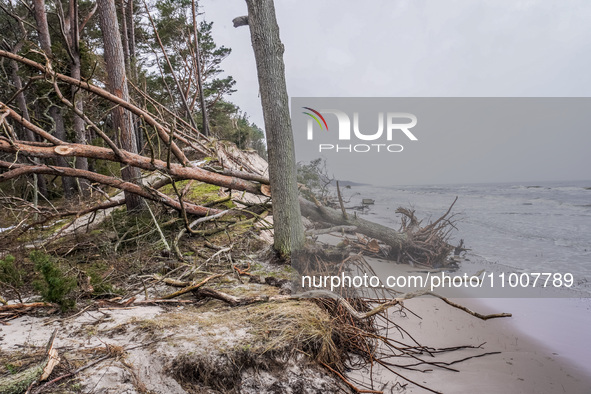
[351,296,591,393]
[311,234,591,393]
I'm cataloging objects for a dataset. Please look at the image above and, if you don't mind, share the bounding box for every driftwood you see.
[161,273,225,299]
[0,302,56,322]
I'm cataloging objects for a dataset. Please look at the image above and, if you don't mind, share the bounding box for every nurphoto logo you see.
[302,107,418,153]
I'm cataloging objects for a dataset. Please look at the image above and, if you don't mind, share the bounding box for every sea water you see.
[344,179,591,373]
[346,180,591,293]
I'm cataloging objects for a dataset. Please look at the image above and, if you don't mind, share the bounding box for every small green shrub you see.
[0,254,24,287]
[31,251,76,310]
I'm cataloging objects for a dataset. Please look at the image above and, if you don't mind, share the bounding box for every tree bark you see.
[97,0,145,212]
[127,0,137,79]
[119,0,131,73]
[191,0,210,136]
[55,0,91,194]
[299,197,407,251]
[32,0,51,52]
[32,0,77,198]
[8,59,48,198]
[245,0,304,257]
[0,161,220,217]
[62,0,91,195]
[0,138,262,195]
[118,0,141,153]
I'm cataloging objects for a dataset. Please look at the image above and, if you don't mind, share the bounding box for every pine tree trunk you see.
[119,0,131,73]
[121,0,141,152]
[34,0,83,197]
[9,60,48,198]
[68,0,91,195]
[97,0,145,212]
[127,0,137,80]
[192,0,210,137]
[49,106,77,197]
[245,0,304,257]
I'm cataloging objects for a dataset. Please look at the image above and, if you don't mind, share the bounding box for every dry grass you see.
[247,301,341,367]
[168,300,343,393]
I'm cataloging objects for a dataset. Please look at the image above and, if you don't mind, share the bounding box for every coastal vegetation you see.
[0,0,512,392]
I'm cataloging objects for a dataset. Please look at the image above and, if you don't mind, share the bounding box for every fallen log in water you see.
[299,197,456,267]
[300,197,406,248]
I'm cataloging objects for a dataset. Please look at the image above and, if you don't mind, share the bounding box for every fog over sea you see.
[347,180,591,294]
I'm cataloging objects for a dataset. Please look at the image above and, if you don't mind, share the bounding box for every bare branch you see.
[0,49,190,165]
[232,15,249,27]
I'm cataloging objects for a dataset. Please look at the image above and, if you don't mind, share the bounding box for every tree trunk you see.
[0,138,262,195]
[33,0,77,198]
[50,106,77,197]
[119,0,131,73]
[245,0,304,257]
[97,0,145,212]
[68,0,91,195]
[8,60,48,198]
[118,0,142,153]
[32,0,51,52]
[0,161,219,217]
[299,197,407,250]
[192,0,210,137]
[126,0,137,81]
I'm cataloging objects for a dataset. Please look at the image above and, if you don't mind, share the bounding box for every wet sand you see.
[359,296,591,393]
[312,235,591,393]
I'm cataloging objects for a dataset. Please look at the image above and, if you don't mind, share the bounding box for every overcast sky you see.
[199,0,591,185]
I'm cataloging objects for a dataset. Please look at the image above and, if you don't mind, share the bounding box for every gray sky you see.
[199,0,591,185]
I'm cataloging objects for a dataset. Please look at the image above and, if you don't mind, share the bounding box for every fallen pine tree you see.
[0,49,455,268]
[300,195,458,267]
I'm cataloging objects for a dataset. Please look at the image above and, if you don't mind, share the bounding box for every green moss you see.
[5,363,18,375]
[160,181,224,206]
[221,200,236,209]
